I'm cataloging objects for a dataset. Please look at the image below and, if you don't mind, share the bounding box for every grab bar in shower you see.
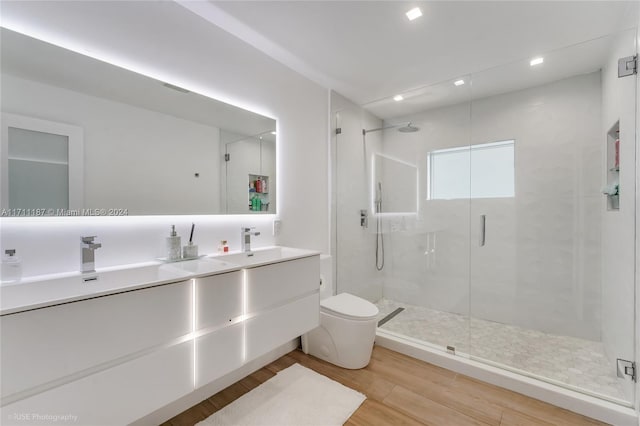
[479,215,486,247]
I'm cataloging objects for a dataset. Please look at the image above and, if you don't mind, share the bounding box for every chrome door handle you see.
[479,215,486,247]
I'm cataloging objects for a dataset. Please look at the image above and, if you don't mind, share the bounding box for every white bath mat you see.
[197,363,366,426]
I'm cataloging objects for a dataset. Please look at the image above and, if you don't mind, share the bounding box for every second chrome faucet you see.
[81,235,101,276]
[241,227,260,253]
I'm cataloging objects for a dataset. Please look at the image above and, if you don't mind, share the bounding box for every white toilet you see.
[302,256,379,369]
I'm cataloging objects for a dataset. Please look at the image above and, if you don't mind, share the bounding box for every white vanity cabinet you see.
[245,256,320,361]
[3,341,193,426]
[1,280,192,398]
[1,280,194,425]
[195,270,244,388]
[1,248,321,425]
[194,256,320,388]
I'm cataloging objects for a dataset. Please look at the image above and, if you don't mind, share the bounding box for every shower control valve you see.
[360,209,368,228]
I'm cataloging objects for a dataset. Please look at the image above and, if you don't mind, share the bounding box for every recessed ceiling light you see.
[271,131,276,135]
[393,95,404,102]
[406,7,422,21]
[530,57,544,66]
[454,79,465,86]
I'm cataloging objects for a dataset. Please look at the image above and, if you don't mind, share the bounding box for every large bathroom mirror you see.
[0,28,276,216]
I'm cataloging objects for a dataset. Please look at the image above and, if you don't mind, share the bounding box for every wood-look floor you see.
[162,345,608,426]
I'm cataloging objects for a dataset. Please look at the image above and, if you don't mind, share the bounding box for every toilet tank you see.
[320,254,334,300]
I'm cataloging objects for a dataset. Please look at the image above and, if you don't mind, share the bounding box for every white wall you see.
[2,74,222,215]
[382,72,603,341]
[330,91,384,302]
[600,29,637,403]
[0,1,329,278]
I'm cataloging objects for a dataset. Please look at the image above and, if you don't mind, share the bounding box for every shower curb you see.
[375,330,638,426]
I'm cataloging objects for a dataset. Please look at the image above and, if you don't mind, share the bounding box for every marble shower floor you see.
[375,298,626,401]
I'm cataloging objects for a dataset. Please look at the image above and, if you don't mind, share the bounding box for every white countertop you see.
[1,246,320,316]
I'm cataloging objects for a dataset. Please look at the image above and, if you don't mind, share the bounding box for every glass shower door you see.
[358,78,474,356]
[468,29,637,405]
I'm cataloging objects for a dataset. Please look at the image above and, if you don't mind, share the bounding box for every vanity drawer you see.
[196,271,243,330]
[246,256,319,313]
[1,280,191,399]
[245,292,319,361]
[195,322,244,388]
[2,340,193,426]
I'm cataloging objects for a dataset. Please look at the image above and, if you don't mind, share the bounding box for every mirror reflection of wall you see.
[0,28,276,216]
[221,130,276,214]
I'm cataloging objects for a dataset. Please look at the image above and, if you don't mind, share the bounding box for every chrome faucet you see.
[241,227,260,253]
[81,236,102,274]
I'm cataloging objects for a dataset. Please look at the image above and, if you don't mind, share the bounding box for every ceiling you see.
[184,1,638,118]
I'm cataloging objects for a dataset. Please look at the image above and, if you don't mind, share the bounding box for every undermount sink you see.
[163,257,237,275]
[0,263,192,315]
[93,263,192,286]
[209,246,312,267]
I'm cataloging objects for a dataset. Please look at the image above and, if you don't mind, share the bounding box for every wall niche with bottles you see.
[249,174,270,212]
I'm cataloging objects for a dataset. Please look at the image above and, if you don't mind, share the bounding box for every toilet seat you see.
[321,293,379,320]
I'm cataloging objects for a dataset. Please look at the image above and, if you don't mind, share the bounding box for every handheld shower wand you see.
[376,182,384,271]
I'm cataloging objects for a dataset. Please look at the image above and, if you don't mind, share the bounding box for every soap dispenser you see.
[2,249,22,283]
[166,225,182,261]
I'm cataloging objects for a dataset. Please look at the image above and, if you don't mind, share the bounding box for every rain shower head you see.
[363,122,420,134]
[397,122,419,133]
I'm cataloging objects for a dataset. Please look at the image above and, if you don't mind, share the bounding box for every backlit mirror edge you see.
[0,23,280,219]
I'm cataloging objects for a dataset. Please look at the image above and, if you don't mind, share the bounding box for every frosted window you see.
[429,140,514,200]
[8,127,70,209]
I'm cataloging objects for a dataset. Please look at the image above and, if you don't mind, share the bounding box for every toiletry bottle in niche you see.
[255,195,262,212]
[262,177,268,193]
[256,178,262,193]
[1,249,22,283]
[166,225,181,261]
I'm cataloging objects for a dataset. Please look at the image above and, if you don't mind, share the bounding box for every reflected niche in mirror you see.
[0,28,276,216]
[221,130,276,214]
[372,153,418,214]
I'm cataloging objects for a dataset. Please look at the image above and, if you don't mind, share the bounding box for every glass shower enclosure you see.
[332,28,637,406]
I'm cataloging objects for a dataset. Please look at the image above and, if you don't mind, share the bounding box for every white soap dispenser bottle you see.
[166,225,182,261]
[2,249,22,283]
